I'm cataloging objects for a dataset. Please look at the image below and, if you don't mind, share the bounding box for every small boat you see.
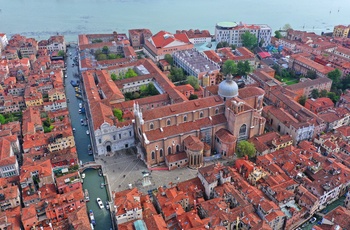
[75,94,82,99]
[88,144,92,150]
[85,189,90,202]
[65,74,67,78]
[70,80,78,87]
[100,183,104,189]
[81,173,85,179]
[80,119,84,125]
[79,109,82,114]
[96,198,104,209]
[67,98,70,103]
[86,130,90,135]
[105,201,110,210]
[80,107,85,113]
[79,103,82,108]
[89,149,93,155]
[89,210,95,225]
[73,127,76,132]
[98,169,102,177]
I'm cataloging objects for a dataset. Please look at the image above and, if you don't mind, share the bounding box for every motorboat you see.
[70,80,78,87]
[86,130,90,135]
[98,169,102,177]
[80,119,84,125]
[85,189,90,202]
[105,201,110,210]
[89,210,95,225]
[65,74,67,78]
[79,103,82,108]
[96,198,104,209]
[81,173,85,179]
[72,127,76,132]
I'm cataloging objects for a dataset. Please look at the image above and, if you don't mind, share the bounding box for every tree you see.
[102,46,109,54]
[237,60,251,76]
[306,70,317,79]
[169,67,186,82]
[230,44,237,50]
[111,73,117,81]
[241,31,258,50]
[311,89,319,99]
[113,108,123,121]
[298,95,307,106]
[164,54,173,66]
[320,89,328,97]
[189,94,198,100]
[0,114,5,124]
[274,31,282,39]
[327,69,342,90]
[125,69,138,78]
[97,54,107,61]
[222,60,237,76]
[57,50,65,57]
[108,53,118,59]
[282,23,293,31]
[187,76,200,90]
[216,41,230,49]
[236,141,256,158]
[327,92,339,103]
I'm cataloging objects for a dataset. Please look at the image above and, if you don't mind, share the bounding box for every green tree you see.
[298,95,307,106]
[320,89,328,97]
[216,41,230,49]
[327,69,342,90]
[169,67,186,82]
[111,73,117,81]
[164,54,174,66]
[230,44,237,50]
[97,54,107,61]
[189,94,198,100]
[187,76,200,90]
[236,141,256,158]
[113,108,123,121]
[327,92,339,103]
[222,60,237,76]
[306,70,317,79]
[311,89,319,99]
[147,83,159,96]
[274,31,282,39]
[57,50,65,57]
[108,53,118,59]
[282,23,293,31]
[0,114,5,124]
[241,31,258,50]
[237,61,251,76]
[125,69,138,78]
[339,74,350,91]
[102,46,109,54]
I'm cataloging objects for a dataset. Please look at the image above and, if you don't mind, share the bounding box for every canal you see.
[65,45,113,230]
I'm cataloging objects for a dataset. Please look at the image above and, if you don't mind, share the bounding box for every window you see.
[200,112,204,118]
[160,149,163,157]
[215,108,219,114]
[113,135,116,140]
[239,124,247,137]
[168,146,172,155]
[98,139,102,144]
[167,119,171,126]
[151,151,155,160]
[119,134,122,139]
[183,115,187,122]
[176,145,180,153]
[149,123,154,130]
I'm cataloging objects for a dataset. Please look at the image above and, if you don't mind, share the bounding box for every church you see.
[134,75,266,169]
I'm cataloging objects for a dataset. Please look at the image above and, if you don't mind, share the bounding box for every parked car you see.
[310,217,317,223]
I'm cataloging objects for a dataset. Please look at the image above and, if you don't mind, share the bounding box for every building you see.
[134,76,266,168]
[305,97,334,114]
[47,35,66,53]
[173,48,220,85]
[128,29,153,49]
[0,139,19,178]
[0,33,8,50]
[176,29,211,44]
[114,188,143,225]
[288,54,335,78]
[215,21,272,47]
[285,77,332,100]
[248,131,293,156]
[143,31,193,61]
[333,25,350,38]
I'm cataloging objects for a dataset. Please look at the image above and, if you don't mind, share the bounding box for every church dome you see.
[218,74,238,99]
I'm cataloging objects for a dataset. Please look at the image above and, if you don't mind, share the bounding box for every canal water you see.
[65,46,113,229]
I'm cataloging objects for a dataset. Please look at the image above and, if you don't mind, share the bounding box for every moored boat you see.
[85,189,90,202]
[89,210,95,225]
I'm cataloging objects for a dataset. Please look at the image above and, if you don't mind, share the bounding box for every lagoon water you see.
[0,0,349,42]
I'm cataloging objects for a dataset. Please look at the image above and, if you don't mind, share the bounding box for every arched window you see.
[200,111,204,118]
[160,149,163,157]
[215,108,219,115]
[149,123,154,130]
[168,146,172,155]
[176,145,180,153]
[167,119,171,126]
[151,151,155,160]
[183,115,187,122]
[239,124,247,136]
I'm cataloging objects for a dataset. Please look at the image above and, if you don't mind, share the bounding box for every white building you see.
[0,139,19,178]
[0,33,8,50]
[215,21,271,47]
[47,35,66,53]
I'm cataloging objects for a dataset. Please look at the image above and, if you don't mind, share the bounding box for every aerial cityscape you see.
[1,3,350,230]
